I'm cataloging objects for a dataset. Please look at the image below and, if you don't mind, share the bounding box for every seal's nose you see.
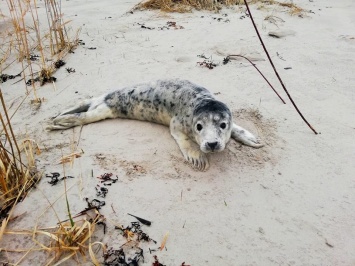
[207,142,218,151]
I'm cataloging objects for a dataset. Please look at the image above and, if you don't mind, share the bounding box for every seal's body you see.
[47,79,263,170]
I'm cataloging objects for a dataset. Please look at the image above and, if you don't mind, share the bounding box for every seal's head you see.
[192,99,233,153]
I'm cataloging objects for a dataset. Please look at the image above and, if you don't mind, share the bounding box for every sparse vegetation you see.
[0,89,41,229]
[1,0,79,101]
[137,0,304,13]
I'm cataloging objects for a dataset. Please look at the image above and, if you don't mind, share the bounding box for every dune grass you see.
[1,0,79,102]
[137,0,304,13]
[0,89,41,235]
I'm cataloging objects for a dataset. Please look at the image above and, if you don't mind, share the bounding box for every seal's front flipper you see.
[170,118,209,171]
[231,123,264,148]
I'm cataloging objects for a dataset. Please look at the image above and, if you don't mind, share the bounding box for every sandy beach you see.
[1,0,355,265]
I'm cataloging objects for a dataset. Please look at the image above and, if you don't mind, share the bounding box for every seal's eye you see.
[220,122,226,129]
[196,123,203,131]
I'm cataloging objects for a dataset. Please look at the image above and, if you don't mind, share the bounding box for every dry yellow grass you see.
[138,0,236,12]
[0,89,41,234]
[3,208,106,265]
[1,0,79,102]
[137,0,304,13]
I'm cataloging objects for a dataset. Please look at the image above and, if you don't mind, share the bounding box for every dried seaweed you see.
[0,73,21,83]
[46,172,74,186]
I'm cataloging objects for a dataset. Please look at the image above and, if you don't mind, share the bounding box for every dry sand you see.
[1,0,355,265]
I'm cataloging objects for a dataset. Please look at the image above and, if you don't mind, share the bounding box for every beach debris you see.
[85,197,106,209]
[225,54,286,104]
[128,213,152,226]
[23,210,105,264]
[181,263,191,266]
[97,172,118,185]
[197,59,217,69]
[325,239,334,248]
[338,35,355,43]
[58,150,84,164]
[66,67,76,73]
[96,217,107,234]
[26,76,57,86]
[138,21,184,31]
[104,246,144,266]
[43,170,160,265]
[96,185,109,198]
[60,205,101,223]
[223,57,231,65]
[116,221,157,243]
[46,172,74,186]
[268,29,296,38]
[197,53,208,59]
[215,46,264,62]
[166,21,184,29]
[239,10,250,20]
[197,58,218,69]
[137,22,155,30]
[120,161,147,176]
[152,255,166,266]
[128,248,144,265]
[160,232,169,251]
[158,21,184,30]
[59,203,107,234]
[29,54,40,61]
[54,59,66,69]
[276,52,286,61]
[196,54,218,69]
[264,15,285,26]
[0,73,21,83]
[212,17,230,23]
[103,247,126,265]
[29,61,62,86]
[243,0,318,134]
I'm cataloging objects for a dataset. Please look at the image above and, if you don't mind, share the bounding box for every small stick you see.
[111,204,116,214]
[227,54,286,104]
[244,0,318,135]
[160,232,169,251]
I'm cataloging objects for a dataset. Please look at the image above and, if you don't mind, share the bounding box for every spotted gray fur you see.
[47,79,263,170]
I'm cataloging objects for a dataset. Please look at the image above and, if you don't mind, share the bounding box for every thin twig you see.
[76,125,84,149]
[227,54,285,104]
[244,0,318,135]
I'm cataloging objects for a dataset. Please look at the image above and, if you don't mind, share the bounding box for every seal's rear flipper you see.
[50,99,92,120]
[47,101,115,131]
[231,123,264,148]
[59,99,92,116]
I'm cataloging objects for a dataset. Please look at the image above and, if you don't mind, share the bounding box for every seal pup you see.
[47,79,263,170]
